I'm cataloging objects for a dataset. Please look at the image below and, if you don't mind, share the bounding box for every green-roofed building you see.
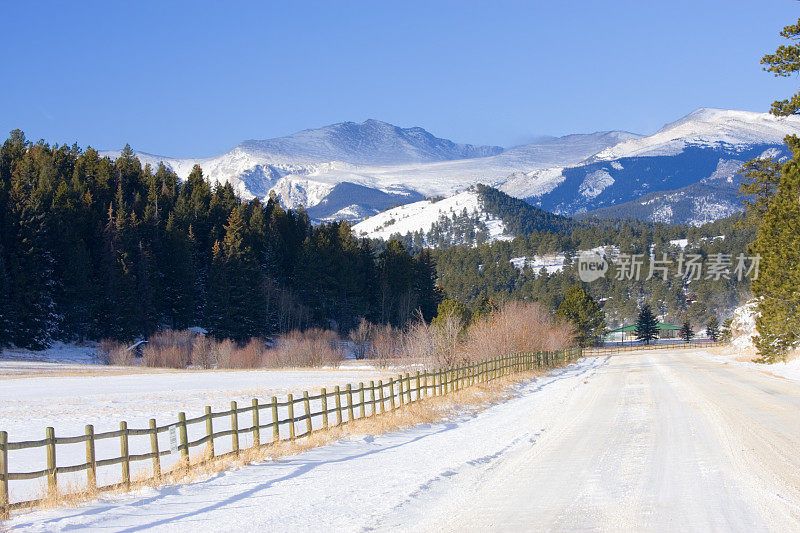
[605,322,681,342]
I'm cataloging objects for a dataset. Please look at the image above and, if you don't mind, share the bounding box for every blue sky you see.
[1,1,798,157]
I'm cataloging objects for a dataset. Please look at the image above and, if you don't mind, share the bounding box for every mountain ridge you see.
[100,108,800,225]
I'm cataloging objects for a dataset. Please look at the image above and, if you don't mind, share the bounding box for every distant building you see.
[605,322,681,343]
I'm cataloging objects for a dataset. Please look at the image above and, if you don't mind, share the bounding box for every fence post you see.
[148,419,160,480]
[335,386,342,425]
[346,385,355,421]
[86,424,97,490]
[1,430,8,520]
[252,399,261,447]
[389,379,396,410]
[369,381,376,416]
[303,392,312,435]
[321,388,329,429]
[398,376,405,407]
[421,372,426,398]
[271,396,279,442]
[287,394,296,440]
[178,412,189,471]
[204,406,214,459]
[230,401,239,457]
[46,426,57,496]
[378,380,385,414]
[120,421,130,489]
[406,374,412,403]
[358,384,365,419]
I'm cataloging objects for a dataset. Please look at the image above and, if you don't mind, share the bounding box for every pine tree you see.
[679,320,694,343]
[160,213,196,329]
[555,285,606,346]
[706,316,719,341]
[205,207,266,341]
[720,318,733,342]
[750,153,800,359]
[378,239,416,327]
[414,248,441,323]
[748,16,800,360]
[761,18,800,116]
[635,303,659,345]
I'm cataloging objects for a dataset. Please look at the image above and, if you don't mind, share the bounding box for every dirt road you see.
[413,350,800,531]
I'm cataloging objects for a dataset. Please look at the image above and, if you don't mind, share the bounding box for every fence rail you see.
[0,347,583,519]
[584,340,722,356]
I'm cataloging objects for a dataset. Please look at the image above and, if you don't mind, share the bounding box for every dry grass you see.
[17,368,544,518]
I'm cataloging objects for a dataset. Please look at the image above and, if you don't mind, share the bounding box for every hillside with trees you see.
[0,132,439,349]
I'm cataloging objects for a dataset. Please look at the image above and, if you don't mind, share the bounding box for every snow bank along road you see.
[7,349,800,531]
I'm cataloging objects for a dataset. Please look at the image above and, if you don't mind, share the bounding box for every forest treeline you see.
[0,131,440,349]
[429,213,755,329]
[383,184,755,328]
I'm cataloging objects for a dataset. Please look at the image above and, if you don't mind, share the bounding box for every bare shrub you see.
[349,318,374,360]
[97,339,136,366]
[463,301,575,362]
[431,309,467,367]
[403,317,435,366]
[370,324,404,367]
[544,316,576,351]
[190,335,214,369]
[269,328,343,367]
[212,339,237,369]
[230,338,266,369]
[141,330,193,368]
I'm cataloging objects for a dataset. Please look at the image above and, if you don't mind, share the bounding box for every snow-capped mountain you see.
[101,122,636,221]
[103,108,800,226]
[591,108,797,161]
[509,108,800,223]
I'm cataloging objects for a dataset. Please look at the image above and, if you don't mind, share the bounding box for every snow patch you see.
[730,299,760,353]
[578,170,615,199]
[352,190,506,242]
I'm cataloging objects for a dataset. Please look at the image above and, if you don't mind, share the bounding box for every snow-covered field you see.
[0,361,392,504]
[6,348,800,531]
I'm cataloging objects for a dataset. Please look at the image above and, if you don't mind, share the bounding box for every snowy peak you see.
[592,107,800,161]
[236,119,504,166]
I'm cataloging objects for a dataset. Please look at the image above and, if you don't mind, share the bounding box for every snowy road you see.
[7,349,800,531]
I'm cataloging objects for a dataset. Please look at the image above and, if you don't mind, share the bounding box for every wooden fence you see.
[584,340,722,356]
[0,347,582,518]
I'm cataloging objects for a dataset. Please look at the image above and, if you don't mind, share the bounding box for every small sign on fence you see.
[169,425,178,454]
